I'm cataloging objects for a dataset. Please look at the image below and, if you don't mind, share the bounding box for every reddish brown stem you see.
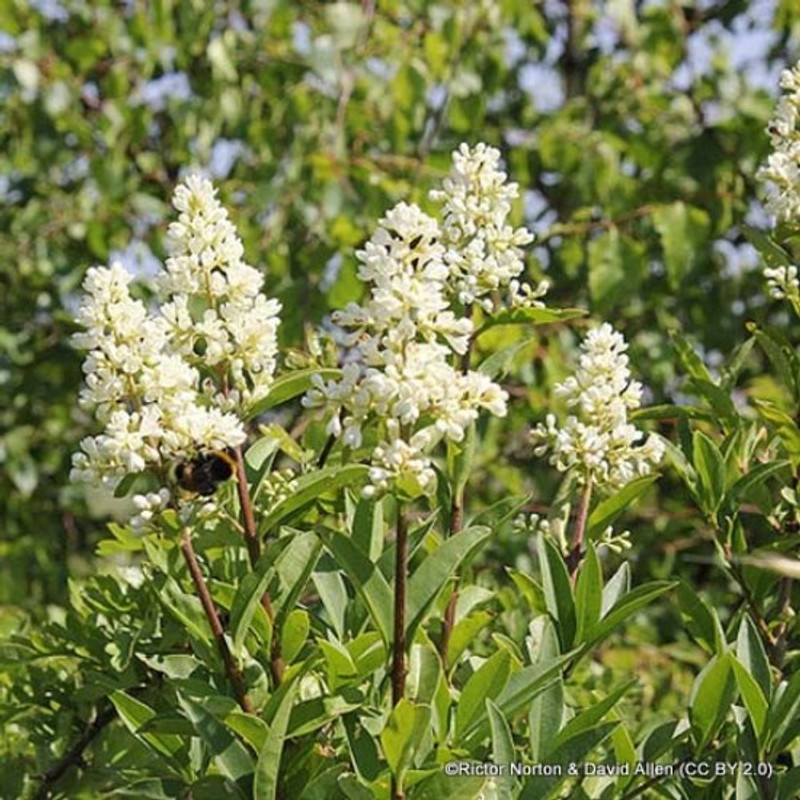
[180,528,253,713]
[392,504,409,707]
[233,446,285,684]
[566,477,593,578]
[390,503,409,800]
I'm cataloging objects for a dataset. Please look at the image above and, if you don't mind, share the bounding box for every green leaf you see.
[587,581,676,649]
[529,678,563,761]
[520,722,620,799]
[230,556,273,658]
[736,616,772,700]
[537,535,576,650]
[487,699,516,798]
[765,672,800,755]
[110,692,186,775]
[455,650,513,739]
[380,699,431,784]
[463,653,575,744]
[351,495,384,561]
[270,530,321,618]
[280,609,309,664]
[751,325,800,403]
[574,542,602,644]
[548,680,635,755]
[477,337,533,380]
[601,562,630,615]
[689,653,736,753]
[247,368,341,417]
[476,306,585,335]
[676,581,725,655]
[447,610,493,667]
[407,525,491,643]
[312,557,348,639]
[321,531,393,646]
[586,475,658,537]
[652,201,710,289]
[254,682,297,800]
[259,465,369,534]
[177,694,254,782]
[692,431,726,514]
[730,655,769,741]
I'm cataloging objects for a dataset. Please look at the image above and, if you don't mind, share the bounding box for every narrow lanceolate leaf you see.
[247,367,341,418]
[736,616,772,700]
[677,581,725,656]
[548,680,635,756]
[230,556,273,658]
[520,722,620,800]
[475,306,585,335]
[586,581,676,650]
[730,655,768,741]
[455,650,513,739]
[177,694,254,782]
[463,653,575,744]
[254,683,297,800]
[537,535,576,650]
[574,542,602,644]
[586,475,658,537]
[692,430,726,514]
[321,531,393,646]
[689,653,736,753]
[259,464,369,534]
[487,699,517,798]
[529,678,563,762]
[406,525,491,642]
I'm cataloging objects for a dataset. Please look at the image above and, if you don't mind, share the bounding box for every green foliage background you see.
[1,1,799,798]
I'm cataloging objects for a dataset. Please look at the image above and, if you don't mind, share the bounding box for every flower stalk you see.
[567,476,593,578]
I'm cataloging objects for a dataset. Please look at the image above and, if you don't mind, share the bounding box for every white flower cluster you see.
[304,198,508,498]
[430,143,547,311]
[757,61,800,226]
[531,324,664,491]
[160,175,282,412]
[764,265,800,312]
[72,176,281,497]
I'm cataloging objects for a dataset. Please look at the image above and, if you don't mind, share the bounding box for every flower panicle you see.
[530,323,664,492]
[71,175,281,512]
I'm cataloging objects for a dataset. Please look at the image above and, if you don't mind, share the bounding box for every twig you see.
[391,501,409,800]
[566,477,593,578]
[180,528,254,714]
[392,502,409,707]
[33,705,117,799]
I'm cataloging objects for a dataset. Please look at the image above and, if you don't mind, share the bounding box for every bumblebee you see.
[175,449,236,496]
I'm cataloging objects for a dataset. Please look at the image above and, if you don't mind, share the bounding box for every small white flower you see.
[757,60,800,226]
[531,324,663,491]
[764,265,800,312]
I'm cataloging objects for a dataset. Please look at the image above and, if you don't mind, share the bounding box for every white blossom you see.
[764,265,800,313]
[71,176,279,502]
[303,177,511,498]
[757,61,800,226]
[531,324,664,491]
[430,142,546,311]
